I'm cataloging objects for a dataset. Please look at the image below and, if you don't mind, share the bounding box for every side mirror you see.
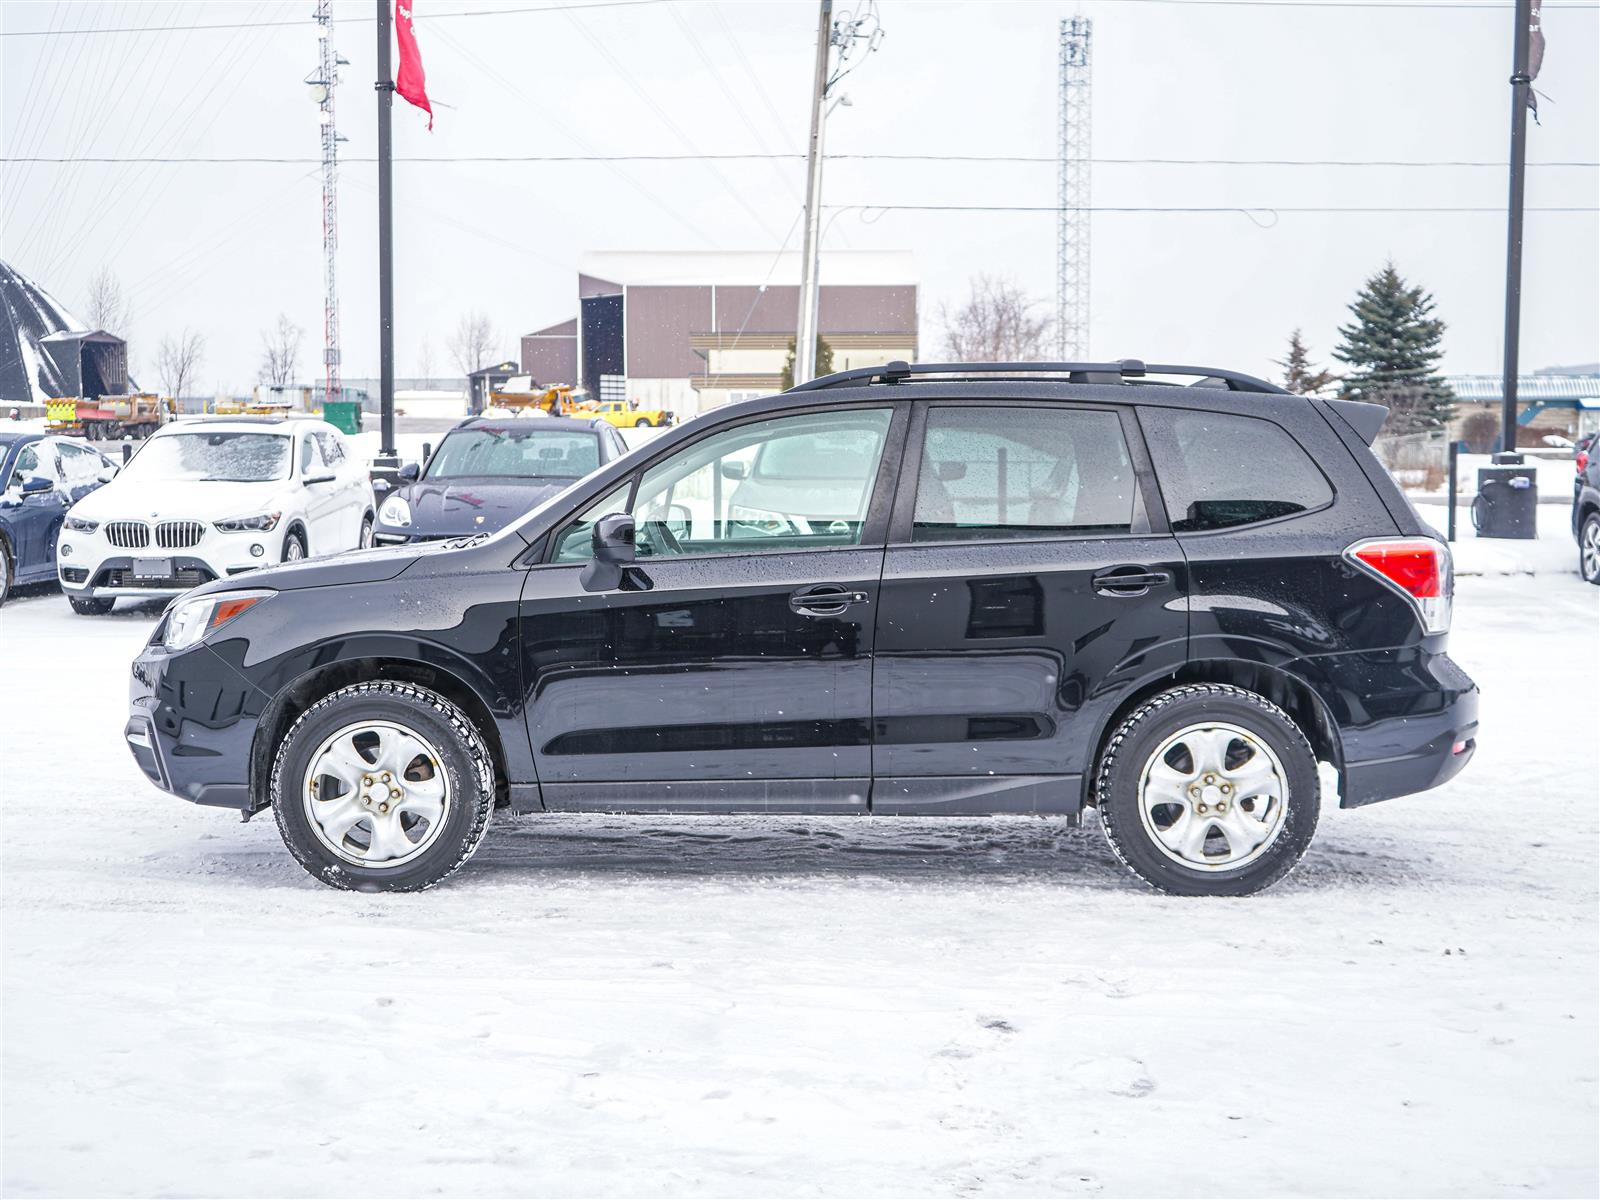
[719,460,749,481]
[398,462,421,483]
[304,473,336,486]
[579,512,635,592]
[20,475,54,496]
[935,461,967,483]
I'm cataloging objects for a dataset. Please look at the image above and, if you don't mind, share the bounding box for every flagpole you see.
[375,0,397,466]
[1498,0,1533,461]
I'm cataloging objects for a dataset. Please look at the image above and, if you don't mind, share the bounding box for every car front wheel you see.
[68,593,115,615]
[271,682,495,891]
[282,529,306,563]
[1580,512,1600,584]
[1096,684,1320,896]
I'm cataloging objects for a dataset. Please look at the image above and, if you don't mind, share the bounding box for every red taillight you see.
[1345,537,1452,634]
[1578,450,1589,474]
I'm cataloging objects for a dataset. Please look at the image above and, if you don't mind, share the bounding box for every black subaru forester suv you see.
[126,361,1477,896]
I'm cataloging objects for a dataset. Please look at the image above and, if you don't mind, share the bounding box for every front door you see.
[297,433,343,553]
[519,404,904,812]
[871,400,1189,814]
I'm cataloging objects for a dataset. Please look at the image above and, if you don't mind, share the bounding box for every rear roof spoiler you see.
[1323,397,1388,444]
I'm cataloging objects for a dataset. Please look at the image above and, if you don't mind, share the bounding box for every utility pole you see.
[374,0,397,464]
[793,0,833,388]
[1498,0,1533,460]
[310,0,344,412]
[793,2,882,388]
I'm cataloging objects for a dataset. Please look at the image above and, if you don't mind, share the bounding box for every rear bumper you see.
[1338,655,1479,808]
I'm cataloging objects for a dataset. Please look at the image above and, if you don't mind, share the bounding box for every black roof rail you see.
[785,359,1291,395]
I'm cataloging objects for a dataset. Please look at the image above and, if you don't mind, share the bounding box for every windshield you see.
[124,431,291,483]
[425,427,600,481]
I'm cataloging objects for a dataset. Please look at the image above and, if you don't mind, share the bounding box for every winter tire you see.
[0,540,11,607]
[271,682,494,892]
[359,513,374,549]
[1096,684,1320,897]
[1580,512,1600,585]
[282,528,306,563]
[68,593,115,615]
[635,417,653,428]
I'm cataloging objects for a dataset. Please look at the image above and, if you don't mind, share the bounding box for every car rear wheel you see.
[1096,684,1320,896]
[1580,512,1600,584]
[271,682,495,891]
[635,417,652,427]
[68,593,115,615]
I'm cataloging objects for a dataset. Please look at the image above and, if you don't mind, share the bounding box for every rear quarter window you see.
[1139,408,1333,532]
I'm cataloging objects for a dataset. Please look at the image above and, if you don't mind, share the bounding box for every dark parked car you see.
[373,415,626,544]
[126,360,1478,896]
[0,432,119,605]
[1573,432,1600,584]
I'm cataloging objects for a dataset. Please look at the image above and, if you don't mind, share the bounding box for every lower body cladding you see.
[128,647,1478,819]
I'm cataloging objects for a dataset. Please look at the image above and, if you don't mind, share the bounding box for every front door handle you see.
[789,585,869,618]
[1092,566,1172,596]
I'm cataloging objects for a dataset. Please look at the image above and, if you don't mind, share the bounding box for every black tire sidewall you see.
[68,593,113,615]
[0,541,10,606]
[272,686,490,891]
[1099,689,1320,897]
[282,528,306,563]
[1582,514,1600,585]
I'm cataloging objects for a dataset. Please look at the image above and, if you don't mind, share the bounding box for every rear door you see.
[871,399,1189,814]
[519,403,905,812]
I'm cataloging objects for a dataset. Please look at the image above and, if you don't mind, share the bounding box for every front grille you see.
[94,565,215,590]
[61,567,88,584]
[155,520,204,549]
[106,521,150,549]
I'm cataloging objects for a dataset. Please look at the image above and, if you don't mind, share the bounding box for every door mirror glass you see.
[580,512,636,592]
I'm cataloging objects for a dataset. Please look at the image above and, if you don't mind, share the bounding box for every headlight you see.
[214,512,280,533]
[162,590,273,651]
[379,494,412,527]
[66,516,99,533]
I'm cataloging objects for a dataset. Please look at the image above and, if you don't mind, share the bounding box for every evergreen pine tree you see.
[1332,262,1455,433]
[780,336,834,390]
[1275,329,1338,395]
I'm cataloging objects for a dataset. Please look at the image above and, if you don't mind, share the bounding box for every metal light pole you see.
[375,0,397,464]
[793,0,833,388]
[1498,0,1533,461]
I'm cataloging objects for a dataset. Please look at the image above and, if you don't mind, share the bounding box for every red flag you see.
[394,1,432,130]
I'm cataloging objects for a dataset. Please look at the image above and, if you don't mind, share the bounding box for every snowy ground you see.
[1,566,1596,1196]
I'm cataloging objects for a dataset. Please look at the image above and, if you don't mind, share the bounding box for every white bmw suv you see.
[58,418,374,614]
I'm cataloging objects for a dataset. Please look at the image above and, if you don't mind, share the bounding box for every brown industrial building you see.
[520,251,918,420]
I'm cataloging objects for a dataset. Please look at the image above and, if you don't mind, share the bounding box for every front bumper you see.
[127,637,262,809]
[62,527,276,598]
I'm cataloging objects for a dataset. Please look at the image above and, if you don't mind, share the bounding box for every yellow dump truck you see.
[46,394,174,440]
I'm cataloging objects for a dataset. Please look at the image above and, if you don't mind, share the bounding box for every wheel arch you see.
[1082,658,1344,809]
[250,655,511,813]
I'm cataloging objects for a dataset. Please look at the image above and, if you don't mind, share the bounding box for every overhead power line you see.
[3,154,1595,167]
[0,0,673,38]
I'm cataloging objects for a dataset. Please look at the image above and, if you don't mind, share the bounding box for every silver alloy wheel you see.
[301,719,452,868]
[360,517,374,549]
[1137,721,1289,871]
[1583,518,1600,581]
[285,535,304,562]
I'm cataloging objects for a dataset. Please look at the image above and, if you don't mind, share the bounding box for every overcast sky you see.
[2,0,1596,394]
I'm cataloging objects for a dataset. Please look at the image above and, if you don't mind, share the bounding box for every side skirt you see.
[527,775,1083,817]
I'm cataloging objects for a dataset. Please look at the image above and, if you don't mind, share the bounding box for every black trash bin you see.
[1472,460,1538,539]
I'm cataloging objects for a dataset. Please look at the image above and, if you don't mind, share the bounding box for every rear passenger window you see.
[912,406,1136,542]
[1139,409,1332,532]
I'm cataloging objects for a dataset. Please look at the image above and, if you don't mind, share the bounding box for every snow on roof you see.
[1445,373,1600,401]
[578,250,918,288]
[0,259,89,403]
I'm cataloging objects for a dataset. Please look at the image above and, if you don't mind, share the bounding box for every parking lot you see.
[2,564,1595,1198]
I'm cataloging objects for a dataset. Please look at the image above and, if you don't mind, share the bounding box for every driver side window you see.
[629,408,894,558]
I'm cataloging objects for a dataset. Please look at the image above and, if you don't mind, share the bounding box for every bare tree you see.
[448,311,497,378]
[258,313,302,387]
[83,267,132,336]
[416,335,436,385]
[937,275,1053,362]
[156,329,205,400]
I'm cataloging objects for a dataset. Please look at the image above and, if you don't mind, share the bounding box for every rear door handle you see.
[1092,566,1172,596]
[789,585,870,617]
